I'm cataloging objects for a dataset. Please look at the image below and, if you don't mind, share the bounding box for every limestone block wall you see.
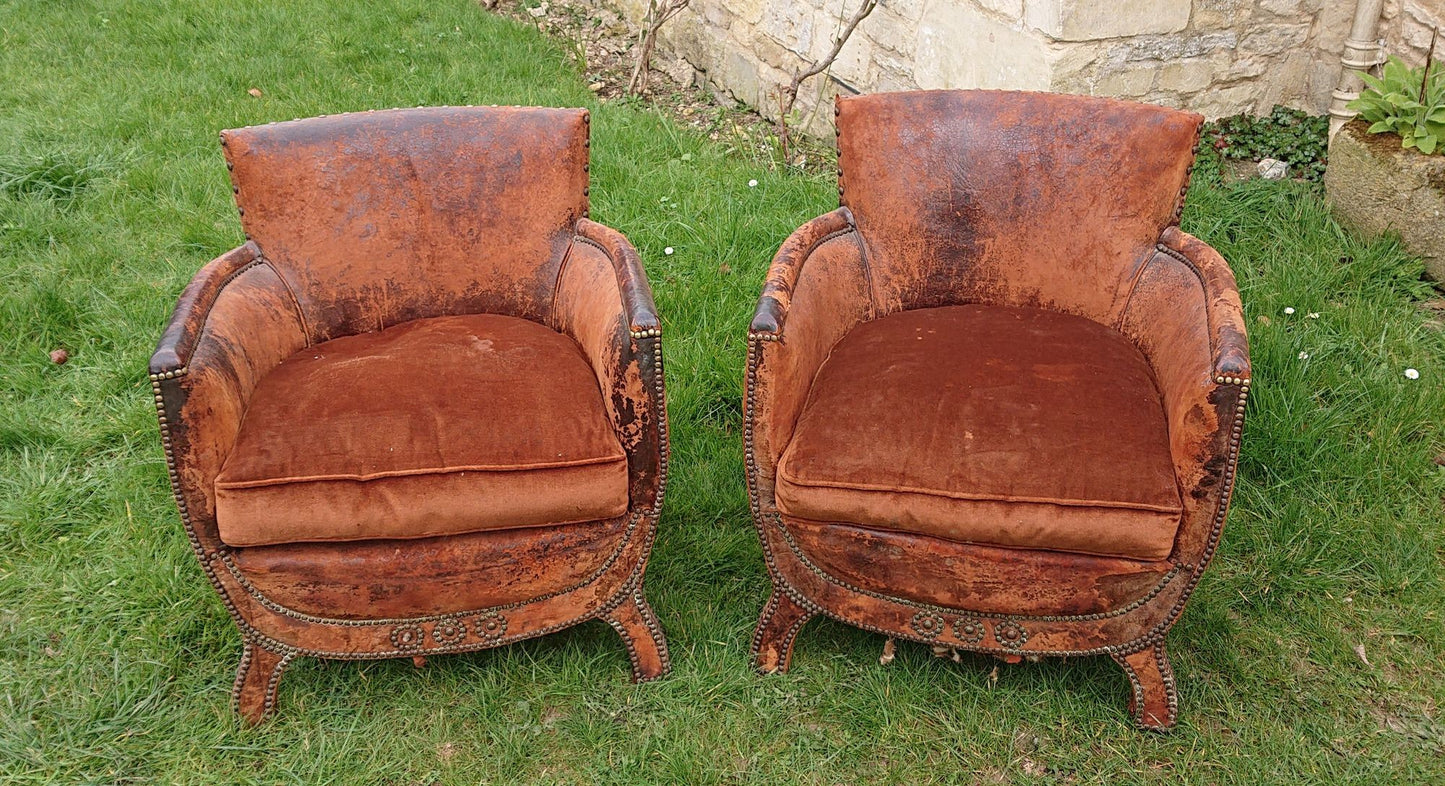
[1382,0,1444,67]
[611,0,1442,130]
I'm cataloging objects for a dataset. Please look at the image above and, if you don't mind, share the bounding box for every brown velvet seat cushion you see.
[775,305,1182,561]
[214,314,629,547]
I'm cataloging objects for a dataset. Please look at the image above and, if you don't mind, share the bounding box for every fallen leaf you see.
[247,87,263,98]
[588,81,604,92]
[878,637,895,665]
[49,348,68,364]
[1433,453,1445,467]
[437,742,458,761]
[931,645,961,662]
[1353,643,1370,666]
[987,665,999,686]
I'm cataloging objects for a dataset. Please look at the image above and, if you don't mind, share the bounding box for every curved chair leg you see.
[752,589,815,674]
[604,590,671,683]
[1113,642,1178,731]
[233,639,293,725]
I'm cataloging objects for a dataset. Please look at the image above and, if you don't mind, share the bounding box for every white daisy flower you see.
[1404,368,1420,379]
[1284,307,1296,315]
[664,247,674,256]
[748,179,758,188]
[1298,351,1310,360]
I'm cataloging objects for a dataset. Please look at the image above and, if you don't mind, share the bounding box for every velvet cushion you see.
[214,314,629,547]
[775,305,1182,561]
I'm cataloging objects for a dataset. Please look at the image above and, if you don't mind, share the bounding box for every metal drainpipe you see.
[1329,0,1387,138]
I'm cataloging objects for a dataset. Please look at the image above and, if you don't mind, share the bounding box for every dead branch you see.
[775,0,877,159]
[1420,27,1438,107]
[628,0,690,94]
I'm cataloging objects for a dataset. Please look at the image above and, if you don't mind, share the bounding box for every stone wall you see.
[1382,0,1444,68]
[612,0,1442,131]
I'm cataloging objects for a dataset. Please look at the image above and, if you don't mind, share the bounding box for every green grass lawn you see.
[2,1,1443,783]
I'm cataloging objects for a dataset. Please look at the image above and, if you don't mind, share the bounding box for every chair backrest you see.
[836,90,1202,325]
[222,106,589,342]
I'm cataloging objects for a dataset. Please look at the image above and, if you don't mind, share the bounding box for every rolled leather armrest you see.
[746,208,874,495]
[1120,229,1251,562]
[150,246,309,543]
[555,220,665,509]
[575,218,661,335]
[1157,226,1251,383]
[152,242,264,374]
[749,207,860,337]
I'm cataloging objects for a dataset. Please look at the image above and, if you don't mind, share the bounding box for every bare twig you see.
[775,0,877,159]
[1420,27,1438,107]
[628,0,689,94]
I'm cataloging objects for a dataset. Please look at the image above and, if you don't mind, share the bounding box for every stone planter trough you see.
[1325,118,1445,283]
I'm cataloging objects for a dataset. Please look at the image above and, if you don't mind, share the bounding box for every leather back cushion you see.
[223,106,588,342]
[836,90,1202,324]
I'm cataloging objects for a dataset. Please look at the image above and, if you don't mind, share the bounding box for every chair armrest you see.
[1157,226,1251,383]
[555,221,666,511]
[575,218,661,336]
[749,207,860,338]
[745,208,874,505]
[150,246,309,548]
[151,242,264,374]
[1120,230,1251,564]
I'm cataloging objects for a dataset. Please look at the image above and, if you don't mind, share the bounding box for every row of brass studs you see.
[603,587,671,682]
[264,652,295,719]
[749,592,784,656]
[1114,641,1178,730]
[231,640,255,715]
[742,338,827,636]
[155,363,282,717]
[1171,121,1206,227]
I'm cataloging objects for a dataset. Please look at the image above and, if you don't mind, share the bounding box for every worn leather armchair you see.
[745,91,1250,730]
[151,107,670,723]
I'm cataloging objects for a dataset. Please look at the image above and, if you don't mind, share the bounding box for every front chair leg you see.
[604,589,671,683]
[233,639,293,725]
[1113,642,1178,731]
[752,588,815,674]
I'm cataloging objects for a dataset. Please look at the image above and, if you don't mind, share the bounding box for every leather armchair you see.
[745,91,1250,730]
[151,107,670,724]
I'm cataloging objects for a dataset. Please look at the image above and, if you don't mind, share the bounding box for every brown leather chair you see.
[150,107,670,724]
[745,90,1250,730]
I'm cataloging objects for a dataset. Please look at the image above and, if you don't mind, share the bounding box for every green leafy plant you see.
[1349,54,1445,155]
[1203,105,1330,181]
